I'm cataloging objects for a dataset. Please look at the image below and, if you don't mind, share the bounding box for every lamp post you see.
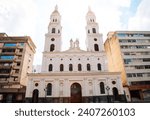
[44,87,47,102]
[106,86,110,103]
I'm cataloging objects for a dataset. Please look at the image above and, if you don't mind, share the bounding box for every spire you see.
[86,7,96,24]
[88,6,91,12]
[86,6,95,16]
[51,5,60,16]
[55,5,58,11]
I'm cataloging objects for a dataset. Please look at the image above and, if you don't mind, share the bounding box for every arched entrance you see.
[113,87,119,101]
[32,89,39,103]
[70,83,82,103]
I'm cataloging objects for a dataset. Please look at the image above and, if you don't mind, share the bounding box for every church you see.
[25,6,126,103]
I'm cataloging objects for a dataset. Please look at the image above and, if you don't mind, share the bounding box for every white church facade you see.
[25,6,126,103]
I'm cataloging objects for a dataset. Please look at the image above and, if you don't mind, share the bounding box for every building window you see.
[17,62,21,66]
[100,82,105,94]
[124,59,131,64]
[52,28,55,33]
[97,63,101,71]
[127,73,132,77]
[2,49,15,53]
[117,33,126,37]
[112,81,116,84]
[87,64,91,71]
[49,64,53,71]
[69,64,73,71]
[0,56,14,60]
[143,58,150,62]
[51,38,55,41]
[137,73,143,77]
[15,69,19,73]
[78,64,82,71]
[145,65,150,69]
[0,69,11,74]
[50,44,55,52]
[94,44,99,51]
[92,28,96,33]
[88,30,90,33]
[60,64,64,71]
[94,38,97,41]
[19,49,23,53]
[19,43,24,46]
[4,43,16,47]
[47,83,52,96]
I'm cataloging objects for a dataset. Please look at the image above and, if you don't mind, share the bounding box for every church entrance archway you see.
[32,89,39,103]
[113,87,119,101]
[70,83,82,103]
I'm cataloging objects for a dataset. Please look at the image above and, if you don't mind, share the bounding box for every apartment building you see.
[0,33,36,102]
[104,31,150,102]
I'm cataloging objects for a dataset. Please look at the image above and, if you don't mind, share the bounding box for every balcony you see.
[0,73,10,76]
[0,65,11,69]
[127,77,150,82]
[127,62,150,66]
[123,55,150,59]
[0,59,14,62]
[126,69,150,73]
[121,48,150,52]
[0,52,16,56]
[120,42,150,46]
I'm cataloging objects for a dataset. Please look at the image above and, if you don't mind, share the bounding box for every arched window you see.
[47,83,52,96]
[32,89,39,103]
[88,30,90,34]
[92,28,96,33]
[94,44,99,51]
[50,44,55,52]
[69,64,73,71]
[113,87,119,101]
[87,64,91,71]
[52,28,55,33]
[97,63,101,71]
[58,30,60,33]
[78,64,82,71]
[49,64,53,71]
[60,64,64,71]
[100,82,105,94]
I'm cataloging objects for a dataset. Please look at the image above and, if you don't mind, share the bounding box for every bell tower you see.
[42,6,62,72]
[44,5,62,52]
[85,7,103,52]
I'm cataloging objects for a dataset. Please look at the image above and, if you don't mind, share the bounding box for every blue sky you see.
[0,0,150,65]
[120,0,141,28]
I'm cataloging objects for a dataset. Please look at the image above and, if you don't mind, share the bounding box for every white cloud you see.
[128,0,150,30]
[0,0,36,36]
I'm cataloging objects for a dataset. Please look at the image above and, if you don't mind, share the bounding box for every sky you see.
[0,0,150,65]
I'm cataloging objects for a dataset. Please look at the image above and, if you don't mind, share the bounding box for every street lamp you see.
[106,86,110,103]
[44,87,47,102]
